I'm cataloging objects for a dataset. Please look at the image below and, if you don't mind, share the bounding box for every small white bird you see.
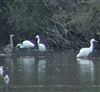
[16,40,35,49]
[76,39,97,58]
[0,66,3,76]
[4,74,10,84]
[36,35,46,52]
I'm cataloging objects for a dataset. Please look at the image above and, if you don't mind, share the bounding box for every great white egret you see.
[76,39,97,58]
[4,34,14,53]
[16,40,35,49]
[36,35,46,52]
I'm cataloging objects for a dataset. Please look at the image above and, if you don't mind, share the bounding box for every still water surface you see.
[0,50,100,92]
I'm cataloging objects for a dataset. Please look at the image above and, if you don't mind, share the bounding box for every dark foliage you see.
[0,0,100,50]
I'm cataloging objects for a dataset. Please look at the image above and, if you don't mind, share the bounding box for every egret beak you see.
[15,45,19,51]
[15,45,18,48]
[15,44,20,50]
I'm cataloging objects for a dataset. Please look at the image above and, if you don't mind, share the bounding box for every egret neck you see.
[10,35,14,49]
[37,37,40,46]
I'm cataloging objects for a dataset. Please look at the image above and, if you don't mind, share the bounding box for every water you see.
[0,50,100,92]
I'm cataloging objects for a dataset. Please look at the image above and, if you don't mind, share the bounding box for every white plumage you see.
[4,34,14,53]
[76,39,97,58]
[16,40,35,49]
[0,66,3,76]
[4,74,10,84]
[36,35,46,52]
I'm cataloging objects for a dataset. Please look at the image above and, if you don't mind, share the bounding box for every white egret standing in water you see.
[16,40,35,49]
[36,35,46,52]
[4,34,14,53]
[76,39,97,58]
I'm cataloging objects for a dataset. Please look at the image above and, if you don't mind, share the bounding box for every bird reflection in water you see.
[37,58,46,84]
[77,58,95,85]
[18,56,35,83]
[20,56,35,71]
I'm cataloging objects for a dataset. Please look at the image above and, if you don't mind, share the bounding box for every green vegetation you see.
[0,0,100,50]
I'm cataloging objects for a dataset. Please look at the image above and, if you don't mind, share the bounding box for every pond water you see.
[0,50,100,92]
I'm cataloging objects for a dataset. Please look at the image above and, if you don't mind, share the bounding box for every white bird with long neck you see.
[16,40,35,49]
[4,34,14,54]
[10,34,14,49]
[76,39,97,58]
[36,35,46,52]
